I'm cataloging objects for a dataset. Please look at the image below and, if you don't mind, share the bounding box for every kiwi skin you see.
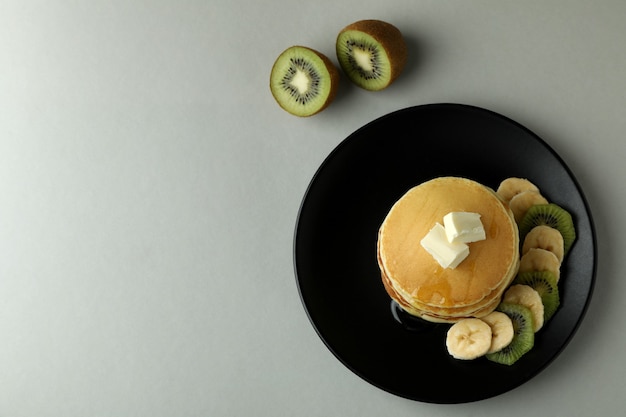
[269,46,340,117]
[336,19,407,91]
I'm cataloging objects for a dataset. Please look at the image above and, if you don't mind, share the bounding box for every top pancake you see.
[378,177,519,309]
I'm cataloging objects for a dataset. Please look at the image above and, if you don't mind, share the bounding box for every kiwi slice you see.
[485,302,535,366]
[519,203,576,256]
[269,46,339,117]
[514,270,560,321]
[336,19,407,91]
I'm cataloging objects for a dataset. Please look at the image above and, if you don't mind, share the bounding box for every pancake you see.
[377,177,519,322]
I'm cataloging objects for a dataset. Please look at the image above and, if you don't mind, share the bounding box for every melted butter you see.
[488,218,500,239]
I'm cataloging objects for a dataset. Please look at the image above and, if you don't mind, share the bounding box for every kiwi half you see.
[514,270,560,321]
[269,46,339,117]
[336,19,407,91]
[519,203,576,255]
[485,303,535,366]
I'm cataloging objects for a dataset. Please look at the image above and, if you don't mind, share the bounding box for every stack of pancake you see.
[377,177,520,323]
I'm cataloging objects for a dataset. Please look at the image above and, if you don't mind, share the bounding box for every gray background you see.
[1,1,624,416]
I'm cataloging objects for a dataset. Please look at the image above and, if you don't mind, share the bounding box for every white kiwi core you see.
[291,69,311,95]
[353,48,374,72]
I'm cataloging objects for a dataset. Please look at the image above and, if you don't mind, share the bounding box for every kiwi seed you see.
[485,302,535,366]
[336,19,407,91]
[514,270,560,321]
[269,46,339,117]
[519,203,576,256]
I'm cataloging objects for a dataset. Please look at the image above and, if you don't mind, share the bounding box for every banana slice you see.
[446,318,492,360]
[522,225,565,263]
[480,311,514,354]
[509,190,549,223]
[496,177,540,204]
[519,247,561,282]
[503,284,544,332]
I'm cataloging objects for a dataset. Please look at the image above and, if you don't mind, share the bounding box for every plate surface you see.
[293,104,596,403]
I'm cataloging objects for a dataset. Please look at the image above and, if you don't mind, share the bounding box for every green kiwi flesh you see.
[485,303,535,365]
[514,270,560,321]
[336,20,407,91]
[519,203,576,255]
[270,46,339,117]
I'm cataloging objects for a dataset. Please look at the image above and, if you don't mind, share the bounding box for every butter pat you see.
[443,212,486,244]
[420,223,470,269]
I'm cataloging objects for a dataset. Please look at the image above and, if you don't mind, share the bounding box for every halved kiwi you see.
[519,203,576,256]
[269,46,339,117]
[514,270,560,321]
[336,19,407,91]
[485,302,535,366]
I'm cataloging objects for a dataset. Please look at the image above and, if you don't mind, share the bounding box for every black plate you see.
[293,104,596,403]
